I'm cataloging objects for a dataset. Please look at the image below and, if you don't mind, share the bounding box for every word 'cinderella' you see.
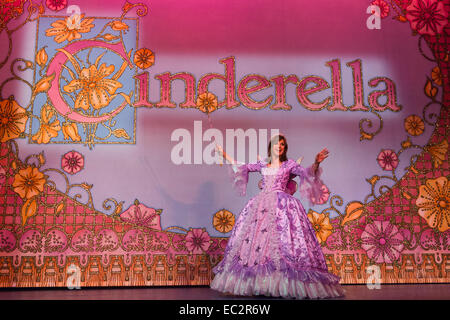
[135,57,401,112]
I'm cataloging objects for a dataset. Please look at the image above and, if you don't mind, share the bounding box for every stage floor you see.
[0,284,449,300]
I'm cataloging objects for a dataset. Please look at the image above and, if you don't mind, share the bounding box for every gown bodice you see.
[260,167,291,193]
[229,158,323,203]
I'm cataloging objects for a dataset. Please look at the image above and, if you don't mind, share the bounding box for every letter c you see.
[46,40,132,123]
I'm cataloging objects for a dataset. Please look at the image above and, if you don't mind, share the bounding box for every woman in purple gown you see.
[211,134,344,299]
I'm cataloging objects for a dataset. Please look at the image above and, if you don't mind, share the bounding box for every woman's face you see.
[272,138,286,159]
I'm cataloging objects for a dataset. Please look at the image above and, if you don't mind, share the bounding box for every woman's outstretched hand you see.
[215,144,236,164]
[315,148,329,164]
[215,144,224,156]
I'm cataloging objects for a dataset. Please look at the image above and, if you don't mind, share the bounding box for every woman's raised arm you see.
[215,144,236,165]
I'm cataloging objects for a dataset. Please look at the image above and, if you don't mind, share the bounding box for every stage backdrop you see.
[0,0,449,288]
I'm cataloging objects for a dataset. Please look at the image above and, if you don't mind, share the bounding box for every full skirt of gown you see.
[210,161,345,299]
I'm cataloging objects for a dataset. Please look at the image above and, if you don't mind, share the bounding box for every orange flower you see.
[424,79,438,98]
[62,122,81,141]
[424,140,448,168]
[341,201,365,226]
[21,197,38,226]
[12,166,46,199]
[32,104,61,144]
[110,20,129,32]
[416,176,449,232]
[133,48,155,70]
[33,73,55,95]
[307,210,333,244]
[213,209,235,233]
[45,14,94,43]
[196,92,218,114]
[431,66,442,86]
[404,114,424,136]
[0,96,28,142]
[63,63,122,111]
[102,33,118,41]
[35,46,48,68]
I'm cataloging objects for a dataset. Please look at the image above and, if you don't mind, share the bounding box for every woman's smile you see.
[273,140,285,157]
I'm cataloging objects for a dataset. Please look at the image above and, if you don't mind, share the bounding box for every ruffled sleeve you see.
[290,160,327,205]
[226,161,263,196]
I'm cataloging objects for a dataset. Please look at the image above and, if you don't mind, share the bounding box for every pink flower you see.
[61,150,84,175]
[185,228,211,254]
[120,199,162,230]
[377,149,399,171]
[46,0,67,11]
[361,221,404,263]
[371,0,390,18]
[406,0,449,36]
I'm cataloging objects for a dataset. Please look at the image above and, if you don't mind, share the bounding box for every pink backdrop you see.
[0,0,449,287]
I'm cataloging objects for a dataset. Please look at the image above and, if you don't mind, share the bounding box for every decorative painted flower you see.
[61,151,84,175]
[46,0,67,11]
[63,63,123,111]
[110,20,129,32]
[361,221,404,263]
[377,149,399,171]
[133,48,155,70]
[307,210,333,244]
[32,104,61,144]
[431,66,442,86]
[35,47,48,68]
[424,140,448,168]
[424,79,438,99]
[45,14,95,43]
[33,73,55,96]
[62,122,81,142]
[213,209,235,233]
[371,0,390,18]
[341,201,365,226]
[404,115,425,136]
[196,92,218,114]
[12,166,46,199]
[185,228,211,254]
[0,96,28,142]
[120,199,162,230]
[405,0,449,36]
[416,176,449,232]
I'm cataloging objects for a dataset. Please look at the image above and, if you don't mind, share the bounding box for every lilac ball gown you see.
[211,159,344,299]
